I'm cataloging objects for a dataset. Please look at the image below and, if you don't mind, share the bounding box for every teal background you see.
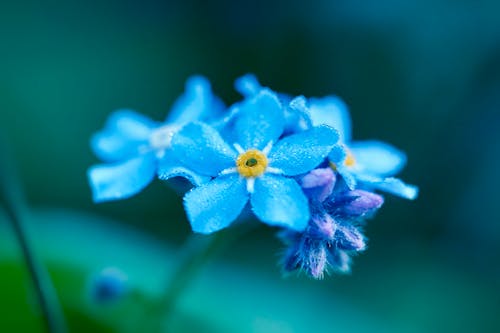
[1,0,499,332]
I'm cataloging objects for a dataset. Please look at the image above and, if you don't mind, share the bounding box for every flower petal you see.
[234,89,285,149]
[157,154,211,187]
[284,96,313,134]
[234,73,262,97]
[336,165,357,190]
[268,125,339,176]
[328,144,347,165]
[357,175,419,200]
[251,175,309,231]
[171,122,237,177]
[88,154,156,202]
[183,175,248,234]
[211,103,241,144]
[91,110,157,162]
[308,96,351,142]
[167,76,224,125]
[349,140,407,177]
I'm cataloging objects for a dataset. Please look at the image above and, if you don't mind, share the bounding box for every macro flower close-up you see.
[235,74,418,200]
[170,89,340,233]
[1,1,499,333]
[88,76,222,202]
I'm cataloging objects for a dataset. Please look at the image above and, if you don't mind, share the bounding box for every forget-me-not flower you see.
[171,89,340,234]
[86,74,419,279]
[234,74,418,200]
[88,76,223,202]
[308,97,418,199]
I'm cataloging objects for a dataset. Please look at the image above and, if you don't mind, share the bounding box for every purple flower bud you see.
[310,214,336,240]
[338,190,384,216]
[306,244,328,279]
[281,237,328,279]
[301,168,336,202]
[335,224,366,251]
[280,229,361,278]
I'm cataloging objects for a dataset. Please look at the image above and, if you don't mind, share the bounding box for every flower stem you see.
[0,141,67,333]
[156,223,254,328]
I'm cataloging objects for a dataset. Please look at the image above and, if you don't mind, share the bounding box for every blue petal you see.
[167,76,224,125]
[183,175,248,234]
[308,96,351,142]
[157,154,211,187]
[234,73,262,97]
[328,144,347,164]
[234,89,285,149]
[284,96,313,133]
[251,174,309,231]
[91,110,157,162]
[211,103,241,144]
[337,165,357,190]
[171,122,237,177]
[357,175,419,200]
[326,144,356,190]
[350,140,407,177]
[268,125,339,176]
[88,154,156,202]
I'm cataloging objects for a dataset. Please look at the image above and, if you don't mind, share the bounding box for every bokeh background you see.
[1,0,499,332]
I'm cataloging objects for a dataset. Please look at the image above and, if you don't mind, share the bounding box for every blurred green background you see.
[1,0,499,332]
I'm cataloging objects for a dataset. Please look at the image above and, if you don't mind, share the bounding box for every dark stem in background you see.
[0,141,67,333]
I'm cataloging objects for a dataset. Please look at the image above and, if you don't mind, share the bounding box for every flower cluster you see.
[88,74,418,279]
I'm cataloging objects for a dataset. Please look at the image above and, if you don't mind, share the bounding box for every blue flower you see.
[234,74,418,200]
[88,76,222,202]
[280,168,384,279]
[171,89,340,234]
[308,97,419,199]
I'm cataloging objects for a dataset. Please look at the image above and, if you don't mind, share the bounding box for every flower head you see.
[86,74,419,279]
[171,89,340,234]
[87,76,221,202]
[308,97,419,199]
[234,74,418,200]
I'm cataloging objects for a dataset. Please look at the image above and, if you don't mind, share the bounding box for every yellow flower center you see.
[236,149,268,177]
[329,147,356,171]
[344,149,356,167]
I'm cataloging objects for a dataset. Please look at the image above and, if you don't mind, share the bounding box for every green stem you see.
[155,222,255,328]
[0,141,67,333]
